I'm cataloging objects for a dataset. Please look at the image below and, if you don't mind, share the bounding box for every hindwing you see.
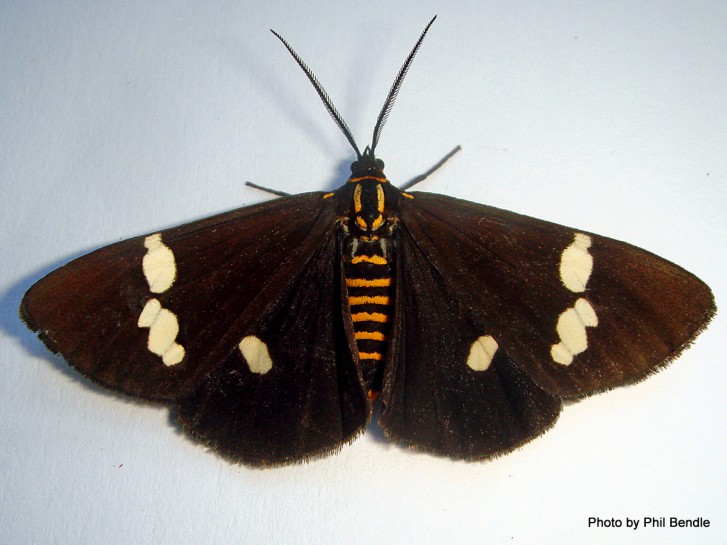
[176,230,369,464]
[381,227,562,458]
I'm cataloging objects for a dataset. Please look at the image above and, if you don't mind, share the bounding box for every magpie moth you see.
[20,17,715,466]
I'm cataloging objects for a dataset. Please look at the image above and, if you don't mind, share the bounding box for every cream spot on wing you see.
[143,233,176,293]
[138,298,184,366]
[574,297,598,327]
[147,308,179,354]
[550,343,574,366]
[239,335,273,374]
[550,297,598,366]
[162,343,185,366]
[467,335,498,371]
[137,298,162,327]
[559,233,593,293]
[556,308,588,354]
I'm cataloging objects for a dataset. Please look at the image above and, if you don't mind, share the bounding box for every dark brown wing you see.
[380,227,562,458]
[394,192,714,399]
[21,193,341,400]
[176,231,369,465]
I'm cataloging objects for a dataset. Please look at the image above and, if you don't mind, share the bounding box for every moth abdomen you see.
[344,233,395,395]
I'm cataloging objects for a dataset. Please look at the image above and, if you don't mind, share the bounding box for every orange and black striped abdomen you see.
[344,242,394,395]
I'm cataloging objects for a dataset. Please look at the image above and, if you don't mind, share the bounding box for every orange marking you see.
[376,184,385,212]
[351,254,387,265]
[323,192,334,199]
[346,278,392,287]
[348,176,387,183]
[353,184,362,213]
[402,192,414,199]
[371,215,383,230]
[358,351,383,361]
[355,216,368,230]
[368,390,380,402]
[349,295,390,306]
[351,312,389,323]
[354,331,387,341]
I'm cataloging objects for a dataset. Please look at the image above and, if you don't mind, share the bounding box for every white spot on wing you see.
[555,308,588,354]
[143,233,176,293]
[559,233,593,293]
[551,297,598,366]
[550,343,574,366]
[162,343,185,366]
[574,298,598,327]
[239,335,273,374]
[467,335,498,371]
[137,298,185,366]
[137,298,161,327]
[147,307,179,354]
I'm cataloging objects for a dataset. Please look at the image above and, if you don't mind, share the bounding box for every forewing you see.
[380,229,561,458]
[21,193,339,400]
[398,192,715,398]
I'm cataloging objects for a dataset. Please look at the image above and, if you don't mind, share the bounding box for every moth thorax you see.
[352,180,386,233]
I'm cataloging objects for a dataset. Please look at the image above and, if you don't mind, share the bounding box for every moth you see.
[21,17,715,467]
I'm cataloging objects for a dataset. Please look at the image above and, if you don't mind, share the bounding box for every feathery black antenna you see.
[271,29,362,158]
[272,17,437,161]
[370,16,437,153]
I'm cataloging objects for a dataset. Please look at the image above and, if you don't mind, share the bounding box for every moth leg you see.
[244,181,291,197]
[399,145,462,190]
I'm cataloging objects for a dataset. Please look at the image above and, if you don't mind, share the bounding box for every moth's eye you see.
[375,158,385,170]
[350,160,360,172]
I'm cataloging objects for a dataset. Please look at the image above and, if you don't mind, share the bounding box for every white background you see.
[1,1,725,544]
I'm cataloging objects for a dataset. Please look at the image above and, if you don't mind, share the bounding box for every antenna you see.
[371,16,437,154]
[271,29,362,158]
[271,16,437,160]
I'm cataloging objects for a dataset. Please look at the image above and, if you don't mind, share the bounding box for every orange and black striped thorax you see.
[342,173,396,396]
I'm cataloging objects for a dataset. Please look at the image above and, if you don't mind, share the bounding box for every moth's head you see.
[350,147,385,177]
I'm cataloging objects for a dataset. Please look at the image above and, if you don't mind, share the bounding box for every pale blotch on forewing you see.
[137,298,162,327]
[574,297,598,327]
[466,335,498,371]
[147,307,179,355]
[551,343,574,366]
[560,233,593,293]
[550,298,598,366]
[143,233,177,294]
[162,343,185,366]
[556,308,589,355]
[239,335,273,374]
[138,298,185,366]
